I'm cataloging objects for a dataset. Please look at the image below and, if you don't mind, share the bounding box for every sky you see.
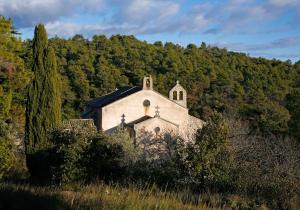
[1,0,300,62]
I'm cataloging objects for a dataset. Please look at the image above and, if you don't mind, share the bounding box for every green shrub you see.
[84,134,125,182]
[48,125,133,185]
[0,121,15,180]
[0,139,14,180]
[49,124,98,184]
[109,127,141,167]
[126,130,184,186]
[177,112,233,191]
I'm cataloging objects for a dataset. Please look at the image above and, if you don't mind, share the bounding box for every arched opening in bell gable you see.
[173,91,177,100]
[179,91,183,100]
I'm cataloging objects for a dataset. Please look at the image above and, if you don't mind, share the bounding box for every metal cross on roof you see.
[121,114,126,126]
[155,105,160,117]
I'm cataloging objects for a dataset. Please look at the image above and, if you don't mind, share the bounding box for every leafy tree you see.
[286,89,300,140]
[0,16,30,122]
[180,112,232,189]
[49,123,97,184]
[48,124,130,184]
[110,127,140,167]
[84,134,125,182]
[0,16,30,181]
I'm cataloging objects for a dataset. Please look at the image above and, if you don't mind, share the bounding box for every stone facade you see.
[82,76,205,141]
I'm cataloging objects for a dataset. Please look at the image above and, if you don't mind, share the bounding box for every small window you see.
[179,91,183,100]
[173,91,177,100]
[146,79,150,88]
[154,126,160,134]
[154,126,160,138]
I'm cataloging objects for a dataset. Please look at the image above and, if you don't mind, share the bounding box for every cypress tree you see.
[25,24,61,180]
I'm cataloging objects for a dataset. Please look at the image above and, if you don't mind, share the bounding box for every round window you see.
[154,127,160,134]
[143,99,150,107]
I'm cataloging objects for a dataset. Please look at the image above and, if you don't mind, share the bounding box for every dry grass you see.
[0,182,228,210]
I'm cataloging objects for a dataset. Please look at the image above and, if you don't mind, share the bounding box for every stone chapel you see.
[82,76,204,140]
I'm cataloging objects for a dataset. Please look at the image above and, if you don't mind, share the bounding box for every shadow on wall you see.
[0,185,71,210]
[136,129,178,161]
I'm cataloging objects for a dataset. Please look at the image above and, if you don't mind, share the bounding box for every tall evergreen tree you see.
[25,24,61,179]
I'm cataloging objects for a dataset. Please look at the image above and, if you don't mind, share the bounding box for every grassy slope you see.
[0,183,227,210]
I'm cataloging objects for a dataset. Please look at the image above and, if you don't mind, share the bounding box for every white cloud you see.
[268,0,299,7]
[45,20,144,37]
[112,0,180,25]
[1,0,299,37]
[213,36,300,52]
[212,38,300,61]
[0,0,105,27]
[46,21,84,37]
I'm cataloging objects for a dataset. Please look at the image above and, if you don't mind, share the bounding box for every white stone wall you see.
[134,117,179,139]
[179,115,205,141]
[101,90,189,131]
[134,118,179,161]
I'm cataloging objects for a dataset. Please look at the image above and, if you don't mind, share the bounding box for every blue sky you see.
[1,0,300,62]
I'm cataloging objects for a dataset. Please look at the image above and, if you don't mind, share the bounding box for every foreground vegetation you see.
[2,117,298,209]
[0,182,272,210]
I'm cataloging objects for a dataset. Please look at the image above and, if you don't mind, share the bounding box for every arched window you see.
[146,79,150,88]
[154,127,160,138]
[173,91,177,100]
[179,91,183,100]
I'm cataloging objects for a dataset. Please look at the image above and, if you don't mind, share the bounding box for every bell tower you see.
[143,76,153,90]
[169,80,187,107]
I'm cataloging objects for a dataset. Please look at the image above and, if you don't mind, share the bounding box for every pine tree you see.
[25,24,61,180]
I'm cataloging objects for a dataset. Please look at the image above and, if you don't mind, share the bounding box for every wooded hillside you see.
[19,34,300,137]
[1,16,300,138]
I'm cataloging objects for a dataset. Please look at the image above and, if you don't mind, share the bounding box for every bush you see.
[0,121,15,180]
[84,134,125,182]
[127,129,184,186]
[131,158,182,187]
[109,127,140,167]
[229,118,300,209]
[0,139,14,180]
[127,113,233,191]
[177,112,233,191]
[48,123,100,184]
[48,125,136,185]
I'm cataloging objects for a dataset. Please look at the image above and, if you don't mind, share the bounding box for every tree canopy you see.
[1,16,300,139]
[22,34,298,137]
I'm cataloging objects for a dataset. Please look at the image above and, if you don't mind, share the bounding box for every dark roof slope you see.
[87,86,142,108]
[125,115,152,128]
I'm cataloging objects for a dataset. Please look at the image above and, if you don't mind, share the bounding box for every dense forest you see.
[1,16,300,137]
[12,25,300,138]
[1,16,300,209]
[44,35,300,135]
